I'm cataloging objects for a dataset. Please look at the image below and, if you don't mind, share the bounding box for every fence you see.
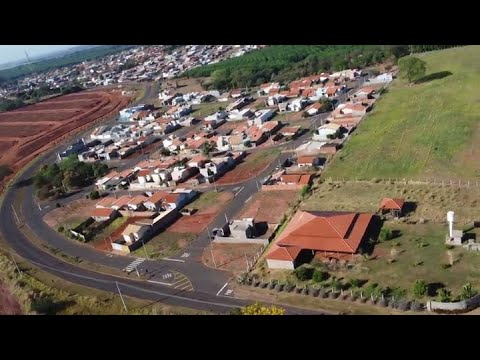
[427,294,480,312]
[324,177,480,188]
[261,184,304,191]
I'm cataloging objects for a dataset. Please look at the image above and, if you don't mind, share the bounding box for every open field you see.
[0,281,22,315]
[303,180,480,225]
[43,198,96,229]
[216,148,280,185]
[133,231,196,260]
[325,45,480,180]
[203,243,264,273]
[168,191,233,234]
[164,77,209,94]
[239,190,299,225]
[0,89,131,176]
[191,102,230,118]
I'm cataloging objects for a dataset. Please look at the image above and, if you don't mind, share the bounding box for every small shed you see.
[379,198,405,218]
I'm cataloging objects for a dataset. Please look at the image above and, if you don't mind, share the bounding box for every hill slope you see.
[324,45,480,181]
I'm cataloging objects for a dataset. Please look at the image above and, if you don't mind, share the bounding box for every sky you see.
[0,45,77,65]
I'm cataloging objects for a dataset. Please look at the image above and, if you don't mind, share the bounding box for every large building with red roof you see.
[266,210,373,269]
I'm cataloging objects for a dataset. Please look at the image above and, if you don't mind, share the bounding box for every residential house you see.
[126,195,148,211]
[122,224,150,244]
[171,166,197,182]
[328,116,362,130]
[261,120,282,136]
[313,123,344,141]
[257,82,280,96]
[351,86,377,101]
[266,210,374,269]
[91,207,118,222]
[143,191,169,211]
[163,189,197,210]
[297,156,319,167]
[95,197,117,209]
[280,126,301,138]
[228,108,254,121]
[110,195,133,210]
[306,102,322,116]
[319,143,340,155]
[188,155,208,168]
[249,109,276,125]
[216,136,232,152]
[379,198,405,218]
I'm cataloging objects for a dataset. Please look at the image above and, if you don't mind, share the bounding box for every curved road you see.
[0,83,333,315]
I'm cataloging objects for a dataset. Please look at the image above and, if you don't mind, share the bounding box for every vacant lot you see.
[240,190,299,225]
[0,90,130,174]
[216,148,280,185]
[325,45,480,180]
[133,231,196,259]
[0,281,22,315]
[168,191,233,234]
[202,243,264,273]
[43,199,95,229]
[303,181,480,225]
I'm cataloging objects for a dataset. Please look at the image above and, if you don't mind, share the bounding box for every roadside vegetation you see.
[33,155,109,200]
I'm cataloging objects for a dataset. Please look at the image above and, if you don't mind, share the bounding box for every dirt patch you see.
[0,90,131,179]
[43,198,97,229]
[168,192,233,234]
[164,77,209,94]
[0,281,23,315]
[239,190,299,224]
[216,149,280,185]
[202,243,264,274]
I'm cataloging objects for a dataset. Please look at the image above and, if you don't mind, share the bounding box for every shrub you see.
[89,190,100,200]
[312,269,329,283]
[441,264,451,270]
[57,226,64,233]
[379,228,393,242]
[438,288,452,302]
[348,278,362,289]
[460,283,478,300]
[293,266,313,281]
[413,280,428,297]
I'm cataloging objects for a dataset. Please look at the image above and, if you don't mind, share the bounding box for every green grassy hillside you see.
[324,45,480,180]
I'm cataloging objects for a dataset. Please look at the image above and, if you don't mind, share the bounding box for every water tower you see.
[447,211,454,239]
[446,210,463,245]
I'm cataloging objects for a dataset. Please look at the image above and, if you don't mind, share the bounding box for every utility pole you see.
[37,202,42,211]
[256,181,260,191]
[140,239,149,260]
[11,256,22,276]
[210,246,217,268]
[224,213,229,224]
[115,281,128,313]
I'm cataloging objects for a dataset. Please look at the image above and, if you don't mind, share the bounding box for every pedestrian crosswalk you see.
[123,258,145,273]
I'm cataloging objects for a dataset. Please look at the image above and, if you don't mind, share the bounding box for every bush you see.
[379,228,393,242]
[89,190,100,200]
[413,280,428,297]
[348,278,362,289]
[57,226,64,233]
[293,266,313,281]
[312,269,329,283]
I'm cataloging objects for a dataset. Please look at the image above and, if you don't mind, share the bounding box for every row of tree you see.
[183,45,410,90]
[408,45,462,54]
[33,155,109,200]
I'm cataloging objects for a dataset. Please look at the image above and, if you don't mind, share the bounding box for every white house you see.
[313,123,343,141]
[205,111,228,122]
[216,136,232,152]
[228,108,253,121]
[122,224,150,244]
[251,109,275,124]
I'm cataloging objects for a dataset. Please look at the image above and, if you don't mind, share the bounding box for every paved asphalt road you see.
[0,78,367,314]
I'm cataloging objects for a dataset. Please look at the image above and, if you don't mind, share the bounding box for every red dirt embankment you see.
[0,90,131,182]
[0,281,23,315]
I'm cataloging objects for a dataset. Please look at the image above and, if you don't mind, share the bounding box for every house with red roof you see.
[266,210,374,269]
[91,207,119,222]
[379,198,405,218]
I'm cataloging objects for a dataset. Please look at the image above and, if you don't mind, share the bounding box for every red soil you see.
[0,282,23,315]
[0,89,131,179]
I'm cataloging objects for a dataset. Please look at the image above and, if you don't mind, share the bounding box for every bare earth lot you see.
[0,282,23,315]
[0,90,130,175]
[240,190,299,225]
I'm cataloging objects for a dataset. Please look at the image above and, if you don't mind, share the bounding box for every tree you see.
[89,190,100,200]
[239,302,285,315]
[438,288,452,302]
[398,56,427,83]
[348,278,362,289]
[460,283,478,300]
[301,184,311,198]
[329,277,342,291]
[201,142,216,157]
[293,266,313,281]
[312,269,328,283]
[413,280,428,297]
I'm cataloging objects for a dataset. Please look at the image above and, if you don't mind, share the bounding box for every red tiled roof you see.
[281,174,302,184]
[298,174,312,185]
[266,245,302,262]
[302,88,316,97]
[91,207,115,218]
[128,195,148,206]
[189,155,208,164]
[164,193,181,203]
[268,88,279,96]
[111,195,132,208]
[379,198,405,211]
[137,169,151,177]
[280,126,301,135]
[298,156,317,164]
[95,197,117,208]
[262,121,280,132]
[147,191,169,204]
[276,210,373,254]
[307,102,322,111]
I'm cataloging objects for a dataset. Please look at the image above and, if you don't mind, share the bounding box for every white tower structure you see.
[447,211,454,238]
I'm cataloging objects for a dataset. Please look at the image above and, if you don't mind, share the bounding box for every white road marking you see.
[162,258,185,263]
[234,187,244,197]
[180,252,190,258]
[216,282,229,296]
[147,280,173,286]
[244,196,252,203]
[225,289,233,296]
[162,273,173,280]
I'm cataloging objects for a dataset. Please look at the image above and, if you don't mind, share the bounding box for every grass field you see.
[303,180,480,224]
[324,45,480,180]
[192,102,229,118]
[133,231,196,259]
